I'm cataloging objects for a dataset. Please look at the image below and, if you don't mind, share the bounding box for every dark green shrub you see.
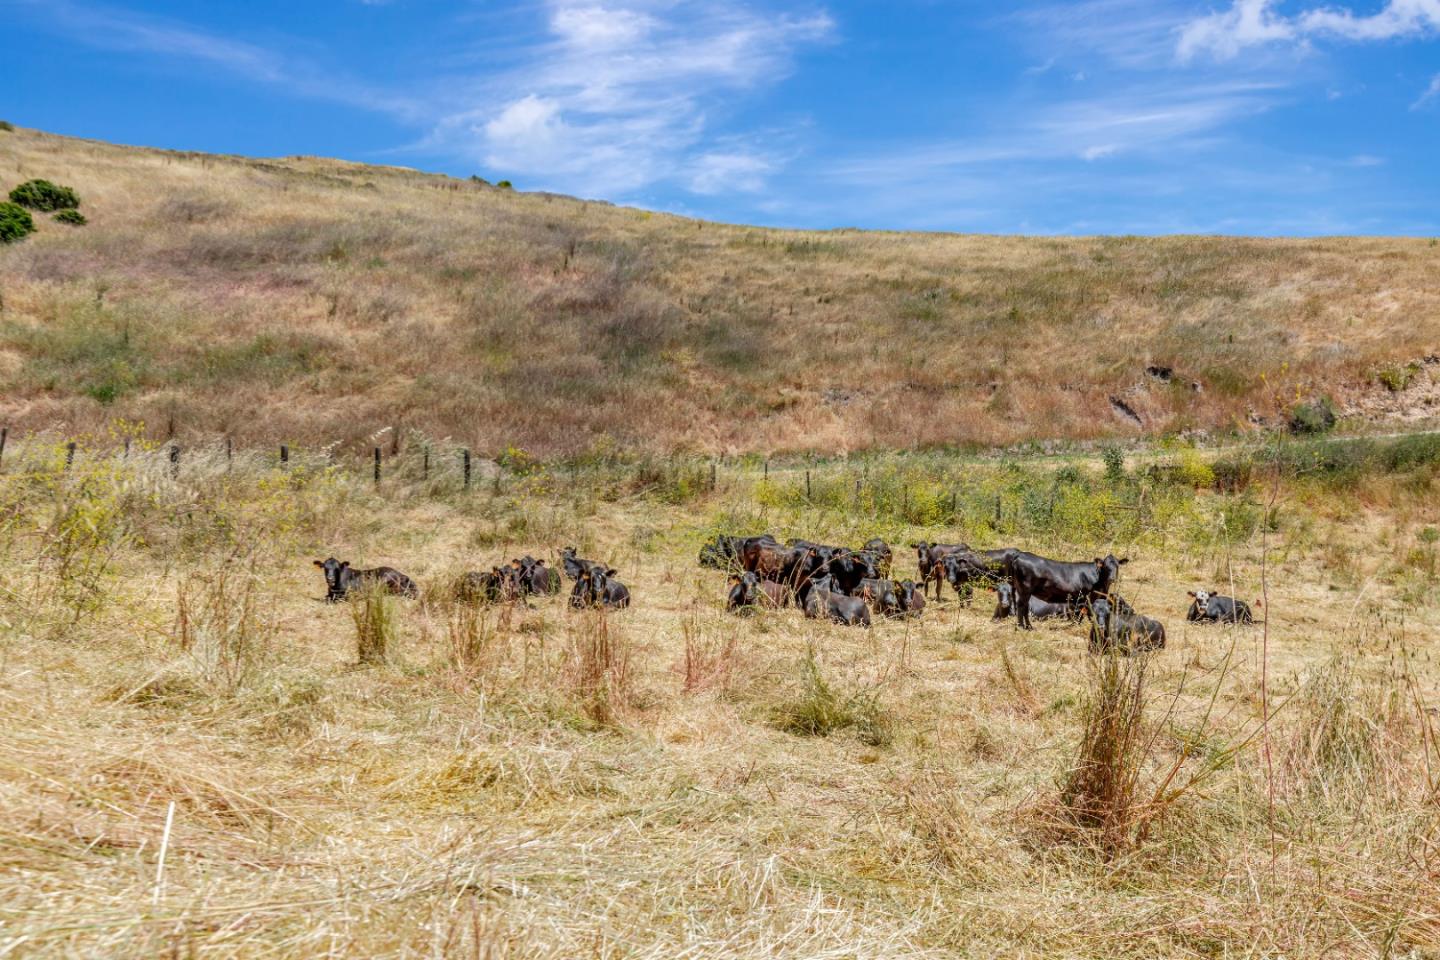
[1288,397,1337,435]
[9,179,81,212]
[469,175,489,186]
[54,209,87,227]
[496,180,513,189]
[0,120,13,133]
[0,202,35,243]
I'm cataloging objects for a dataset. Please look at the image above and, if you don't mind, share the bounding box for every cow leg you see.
[1015,586,1032,630]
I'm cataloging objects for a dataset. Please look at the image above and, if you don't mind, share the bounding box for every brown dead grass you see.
[2,124,1440,457]
[1,439,1439,956]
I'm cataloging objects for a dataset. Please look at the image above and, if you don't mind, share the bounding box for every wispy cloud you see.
[1414,73,1440,107]
[1179,0,1440,61]
[426,1,833,198]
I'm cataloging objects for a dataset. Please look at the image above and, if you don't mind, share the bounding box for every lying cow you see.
[1006,552,1128,630]
[802,575,872,627]
[896,580,926,618]
[989,581,1076,623]
[453,569,504,604]
[313,557,418,602]
[699,534,754,570]
[861,539,893,578]
[510,556,559,596]
[560,547,609,582]
[857,577,902,618]
[1186,590,1256,624]
[569,565,631,610]
[1086,595,1165,654]
[727,571,787,612]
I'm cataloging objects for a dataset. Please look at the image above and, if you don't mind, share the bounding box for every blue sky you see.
[4,0,1439,234]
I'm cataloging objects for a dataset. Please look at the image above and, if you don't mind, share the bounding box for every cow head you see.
[1092,555,1129,593]
[1086,595,1114,636]
[313,557,348,599]
[1188,589,1211,609]
[992,581,1016,618]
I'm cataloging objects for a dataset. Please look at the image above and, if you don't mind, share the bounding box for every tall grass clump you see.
[1059,651,1151,850]
[771,647,893,746]
[351,584,396,665]
[566,612,632,726]
[172,557,277,694]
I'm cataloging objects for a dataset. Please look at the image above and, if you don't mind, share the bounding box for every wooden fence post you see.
[710,460,717,490]
[462,449,471,489]
[373,447,381,485]
[805,470,811,500]
[280,445,289,468]
[423,448,430,481]
[0,426,7,470]
[65,442,76,470]
[169,444,180,480]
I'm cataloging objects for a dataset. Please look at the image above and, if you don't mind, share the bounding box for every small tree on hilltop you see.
[9,179,81,212]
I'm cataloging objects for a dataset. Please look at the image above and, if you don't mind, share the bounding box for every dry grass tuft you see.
[1057,651,1151,851]
[350,584,396,665]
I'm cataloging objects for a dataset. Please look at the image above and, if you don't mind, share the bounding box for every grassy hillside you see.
[2,123,1439,458]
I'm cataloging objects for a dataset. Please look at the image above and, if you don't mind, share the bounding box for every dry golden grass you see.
[1,436,1439,957]
[3,123,1440,458]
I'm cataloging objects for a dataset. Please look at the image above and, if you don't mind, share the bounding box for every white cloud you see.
[1179,0,1440,61]
[1177,0,1294,61]
[438,1,833,198]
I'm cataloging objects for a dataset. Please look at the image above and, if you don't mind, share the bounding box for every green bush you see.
[9,179,81,212]
[0,120,13,133]
[54,209,87,227]
[1288,397,1337,435]
[496,180,513,190]
[0,202,35,243]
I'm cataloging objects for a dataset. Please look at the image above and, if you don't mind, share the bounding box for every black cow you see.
[1186,590,1256,624]
[940,548,1018,604]
[802,576,872,627]
[313,557,418,602]
[560,547,608,582]
[989,581,1075,622]
[569,566,631,610]
[1086,596,1165,654]
[699,535,752,570]
[727,571,760,611]
[857,577,902,618]
[825,549,878,597]
[726,571,785,612]
[896,579,926,618]
[453,570,503,604]
[1006,552,1128,630]
[911,541,970,599]
[862,539,893,578]
[519,557,559,596]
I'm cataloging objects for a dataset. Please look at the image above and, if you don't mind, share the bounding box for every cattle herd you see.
[699,533,1256,653]
[312,533,1256,655]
